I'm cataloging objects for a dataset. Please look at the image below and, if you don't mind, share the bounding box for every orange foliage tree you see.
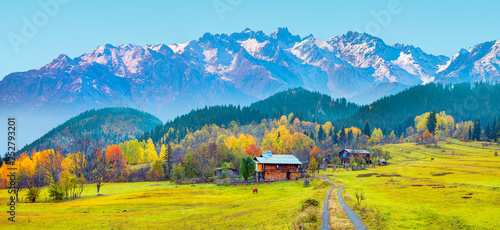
[244,144,262,158]
[105,145,123,167]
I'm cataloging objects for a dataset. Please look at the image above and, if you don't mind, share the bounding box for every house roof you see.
[214,167,239,172]
[254,153,302,165]
[342,149,371,155]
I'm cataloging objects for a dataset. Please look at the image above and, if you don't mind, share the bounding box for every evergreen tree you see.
[347,129,353,146]
[338,125,346,146]
[240,156,256,185]
[317,126,325,141]
[490,117,497,141]
[468,125,473,141]
[473,118,481,141]
[363,121,371,137]
[331,127,338,144]
[162,143,173,180]
[485,122,491,141]
[426,110,437,133]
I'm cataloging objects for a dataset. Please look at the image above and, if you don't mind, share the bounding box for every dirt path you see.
[318,176,367,230]
[320,182,336,230]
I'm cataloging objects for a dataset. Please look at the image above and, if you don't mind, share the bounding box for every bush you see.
[304,198,320,207]
[304,211,318,223]
[300,198,320,211]
[26,187,40,202]
[48,182,64,201]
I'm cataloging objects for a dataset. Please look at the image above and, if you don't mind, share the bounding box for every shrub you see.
[48,182,64,201]
[300,198,320,211]
[26,187,41,202]
[304,211,318,223]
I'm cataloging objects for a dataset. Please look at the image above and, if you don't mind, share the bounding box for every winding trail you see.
[318,176,367,230]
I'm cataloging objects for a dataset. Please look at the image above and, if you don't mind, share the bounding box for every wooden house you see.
[339,149,372,165]
[254,151,302,182]
[214,167,240,177]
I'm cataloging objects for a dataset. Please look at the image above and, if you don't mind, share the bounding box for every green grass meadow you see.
[322,139,500,229]
[1,179,329,229]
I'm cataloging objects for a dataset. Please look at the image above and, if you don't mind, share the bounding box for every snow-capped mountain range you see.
[1,27,499,147]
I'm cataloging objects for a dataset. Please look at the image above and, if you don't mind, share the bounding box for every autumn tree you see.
[148,160,164,182]
[170,163,185,184]
[144,138,159,163]
[105,145,122,167]
[88,149,106,196]
[308,146,320,179]
[239,156,256,185]
[189,143,217,180]
[60,171,77,201]
[66,152,86,178]
[245,144,262,158]
[38,149,65,183]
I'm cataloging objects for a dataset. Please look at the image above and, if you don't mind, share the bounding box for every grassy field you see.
[0,179,330,229]
[322,139,500,229]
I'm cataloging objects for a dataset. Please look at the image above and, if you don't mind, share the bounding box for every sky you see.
[1,0,499,80]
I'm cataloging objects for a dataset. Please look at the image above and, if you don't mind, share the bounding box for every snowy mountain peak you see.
[333,31,385,46]
[270,27,301,45]
[2,28,499,130]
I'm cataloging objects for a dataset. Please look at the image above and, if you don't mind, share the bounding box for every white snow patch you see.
[203,48,218,63]
[240,39,269,57]
[168,43,189,54]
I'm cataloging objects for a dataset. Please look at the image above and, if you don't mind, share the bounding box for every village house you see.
[339,149,372,165]
[214,167,240,177]
[254,151,302,182]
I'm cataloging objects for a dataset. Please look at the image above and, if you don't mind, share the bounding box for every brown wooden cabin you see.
[254,151,302,182]
[339,149,372,165]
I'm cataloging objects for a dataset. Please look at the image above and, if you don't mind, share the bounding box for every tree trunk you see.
[96,182,101,196]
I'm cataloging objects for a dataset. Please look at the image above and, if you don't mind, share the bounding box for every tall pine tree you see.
[426,110,437,133]
[363,121,371,137]
[317,126,325,141]
[468,125,473,141]
[338,125,346,147]
[485,122,491,141]
[473,118,481,141]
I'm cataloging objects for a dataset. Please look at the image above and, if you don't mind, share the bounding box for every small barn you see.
[214,167,240,177]
[339,149,372,164]
[378,159,387,166]
[254,151,302,182]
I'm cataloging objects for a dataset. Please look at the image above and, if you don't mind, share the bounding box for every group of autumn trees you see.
[0,147,104,202]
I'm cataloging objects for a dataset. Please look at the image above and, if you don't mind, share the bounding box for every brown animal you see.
[252,188,258,194]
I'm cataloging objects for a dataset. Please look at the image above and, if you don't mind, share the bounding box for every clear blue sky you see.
[1,0,499,80]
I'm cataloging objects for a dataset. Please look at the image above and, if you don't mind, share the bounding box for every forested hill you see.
[249,87,359,123]
[342,82,500,135]
[19,107,162,155]
[139,105,265,144]
[140,88,360,145]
